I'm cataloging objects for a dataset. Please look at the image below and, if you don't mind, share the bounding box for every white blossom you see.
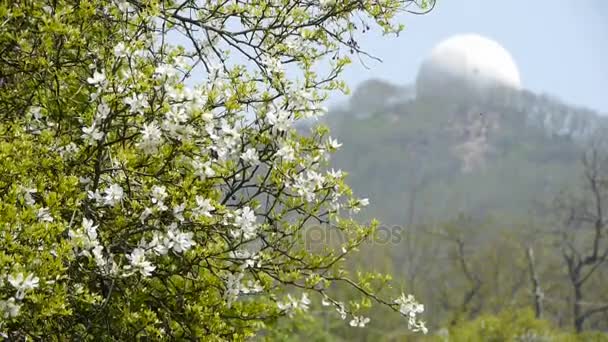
[96,100,111,122]
[7,273,39,300]
[193,196,214,219]
[113,42,127,57]
[151,185,168,204]
[326,136,342,150]
[293,171,325,202]
[241,280,263,294]
[394,293,427,334]
[81,123,104,145]
[225,272,244,307]
[28,106,43,120]
[92,245,106,268]
[327,168,343,179]
[115,0,131,13]
[173,203,186,222]
[261,55,283,74]
[277,293,310,317]
[137,122,163,154]
[124,93,147,114]
[87,70,106,85]
[276,144,295,162]
[155,63,179,79]
[0,298,21,318]
[321,297,332,307]
[349,315,371,328]
[232,207,258,239]
[319,0,335,8]
[148,232,170,256]
[126,248,155,277]
[37,207,54,222]
[69,218,100,252]
[229,249,261,269]
[87,189,103,203]
[193,158,215,179]
[266,109,291,131]
[103,183,124,206]
[336,302,347,320]
[167,224,195,253]
[82,217,98,240]
[240,148,260,165]
[140,207,153,223]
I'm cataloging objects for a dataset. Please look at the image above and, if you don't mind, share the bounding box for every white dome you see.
[416,34,521,98]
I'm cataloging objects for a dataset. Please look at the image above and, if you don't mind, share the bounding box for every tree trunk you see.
[574,285,584,333]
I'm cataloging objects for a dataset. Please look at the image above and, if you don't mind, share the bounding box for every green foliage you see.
[448,309,554,341]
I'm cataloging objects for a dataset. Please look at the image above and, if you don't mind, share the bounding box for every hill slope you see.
[324,79,608,225]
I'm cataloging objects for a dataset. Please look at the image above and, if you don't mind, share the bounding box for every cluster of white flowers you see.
[288,88,327,120]
[222,271,263,306]
[261,55,283,74]
[209,119,241,161]
[137,122,163,154]
[349,198,370,214]
[143,222,196,258]
[154,63,180,80]
[87,70,106,86]
[325,136,342,150]
[231,207,258,239]
[349,315,371,328]
[69,218,118,275]
[150,185,168,211]
[124,93,147,114]
[7,273,39,300]
[69,218,100,251]
[292,170,325,202]
[87,183,125,207]
[0,272,40,319]
[394,293,428,334]
[223,270,264,307]
[37,207,54,223]
[95,100,111,123]
[103,183,124,206]
[166,224,196,253]
[192,158,216,179]
[125,248,155,277]
[276,293,311,317]
[224,272,244,308]
[113,42,127,57]
[333,301,348,320]
[173,203,186,222]
[266,109,292,132]
[193,196,214,219]
[81,123,104,145]
[229,249,262,269]
[240,148,260,165]
[276,143,295,162]
[0,297,21,319]
[162,108,195,141]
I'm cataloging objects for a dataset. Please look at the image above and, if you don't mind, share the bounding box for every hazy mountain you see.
[323,79,608,225]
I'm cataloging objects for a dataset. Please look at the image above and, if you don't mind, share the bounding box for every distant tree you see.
[554,139,608,332]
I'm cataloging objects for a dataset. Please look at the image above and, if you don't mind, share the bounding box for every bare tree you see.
[555,140,608,332]
[526,246,544,319]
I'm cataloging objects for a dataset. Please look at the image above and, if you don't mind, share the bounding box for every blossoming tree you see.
[0,0,429,339]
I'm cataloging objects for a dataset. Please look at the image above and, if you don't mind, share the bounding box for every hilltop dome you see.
[416,34,521,99]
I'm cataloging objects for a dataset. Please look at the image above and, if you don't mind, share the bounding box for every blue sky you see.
[335,0,608,113]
